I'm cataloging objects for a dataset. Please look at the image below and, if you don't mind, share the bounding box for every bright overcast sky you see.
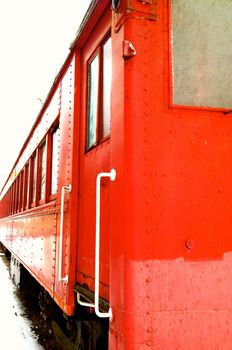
[0,0,92,188]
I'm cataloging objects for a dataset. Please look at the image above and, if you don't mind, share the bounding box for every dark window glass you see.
[27,163,30,207]
[39,142,46,200]
[24,163,29,210]
[32,155,36,203]
[51,127,60,195]
[18,173,22,211]
[15,177,19,213]
[12,183,15,214]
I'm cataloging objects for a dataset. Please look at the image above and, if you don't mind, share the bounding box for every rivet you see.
[218,187,224,194]
[185,239,194,250]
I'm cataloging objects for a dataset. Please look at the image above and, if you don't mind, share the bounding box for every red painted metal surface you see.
[76,5,112,302]
[109,0,232,348]
[0,0,232,348]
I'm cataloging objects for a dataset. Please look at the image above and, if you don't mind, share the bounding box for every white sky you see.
[0,0,92,189]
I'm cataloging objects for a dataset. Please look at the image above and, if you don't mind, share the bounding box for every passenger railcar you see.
[1,0,232,348]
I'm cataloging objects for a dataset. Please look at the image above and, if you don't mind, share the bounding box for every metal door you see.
[76,6,113,317]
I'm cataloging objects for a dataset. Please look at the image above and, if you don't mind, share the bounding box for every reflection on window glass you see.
[39,143,46,200]
[87,55,99,149]
[32,155,36,203]
[103,38,112,138]
[172,0,232,108]
[51,127,60,195]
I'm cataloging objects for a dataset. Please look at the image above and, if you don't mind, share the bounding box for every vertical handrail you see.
[95,168,116,318]
[76,169,116,319]
[58,184,72,283]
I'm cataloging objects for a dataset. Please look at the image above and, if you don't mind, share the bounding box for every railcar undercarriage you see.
[3,244,109,350]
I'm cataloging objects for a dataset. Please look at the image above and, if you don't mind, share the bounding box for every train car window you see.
[23,163,29,210]
[18,172,23,212]
[9,187,11,215]
[171,0,232,109]
[102,37,112,138]
[86,35,112,150]
[13,182,16,213]
[15,177,19,213]
[2,192,6,216]
[31,154,37,204]
[12,182,15,214]
[39,142,46,200]
[12,180,15,213]
[11,186,14,214]
[20,171,24,211]
[87,54,99,149]
[8,188,10,215]
[26,161,32,209]
[51,126,60,195]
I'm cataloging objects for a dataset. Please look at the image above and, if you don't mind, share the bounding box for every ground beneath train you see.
[0,248,72,350]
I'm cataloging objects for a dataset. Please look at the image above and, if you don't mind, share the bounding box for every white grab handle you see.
[76,292,95,308]
[58,184,72,283]
[95,168,116,318]
[77,169,116,319]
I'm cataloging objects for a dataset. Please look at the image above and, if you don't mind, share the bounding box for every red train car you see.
[1,0,232,348]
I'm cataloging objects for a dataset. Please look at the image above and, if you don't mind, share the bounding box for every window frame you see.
[168,0,231,114]
[85,33,112,152]
[15,176,19,213]
[49,120,60,200]
[38,139,47,205]
[23,163,29,210]
[18,172,23,212]
[29,152,37,208]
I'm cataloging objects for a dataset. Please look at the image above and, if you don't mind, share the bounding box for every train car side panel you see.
[110,0,232,348]
[0,56,76,315]
[53,58,76,315]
